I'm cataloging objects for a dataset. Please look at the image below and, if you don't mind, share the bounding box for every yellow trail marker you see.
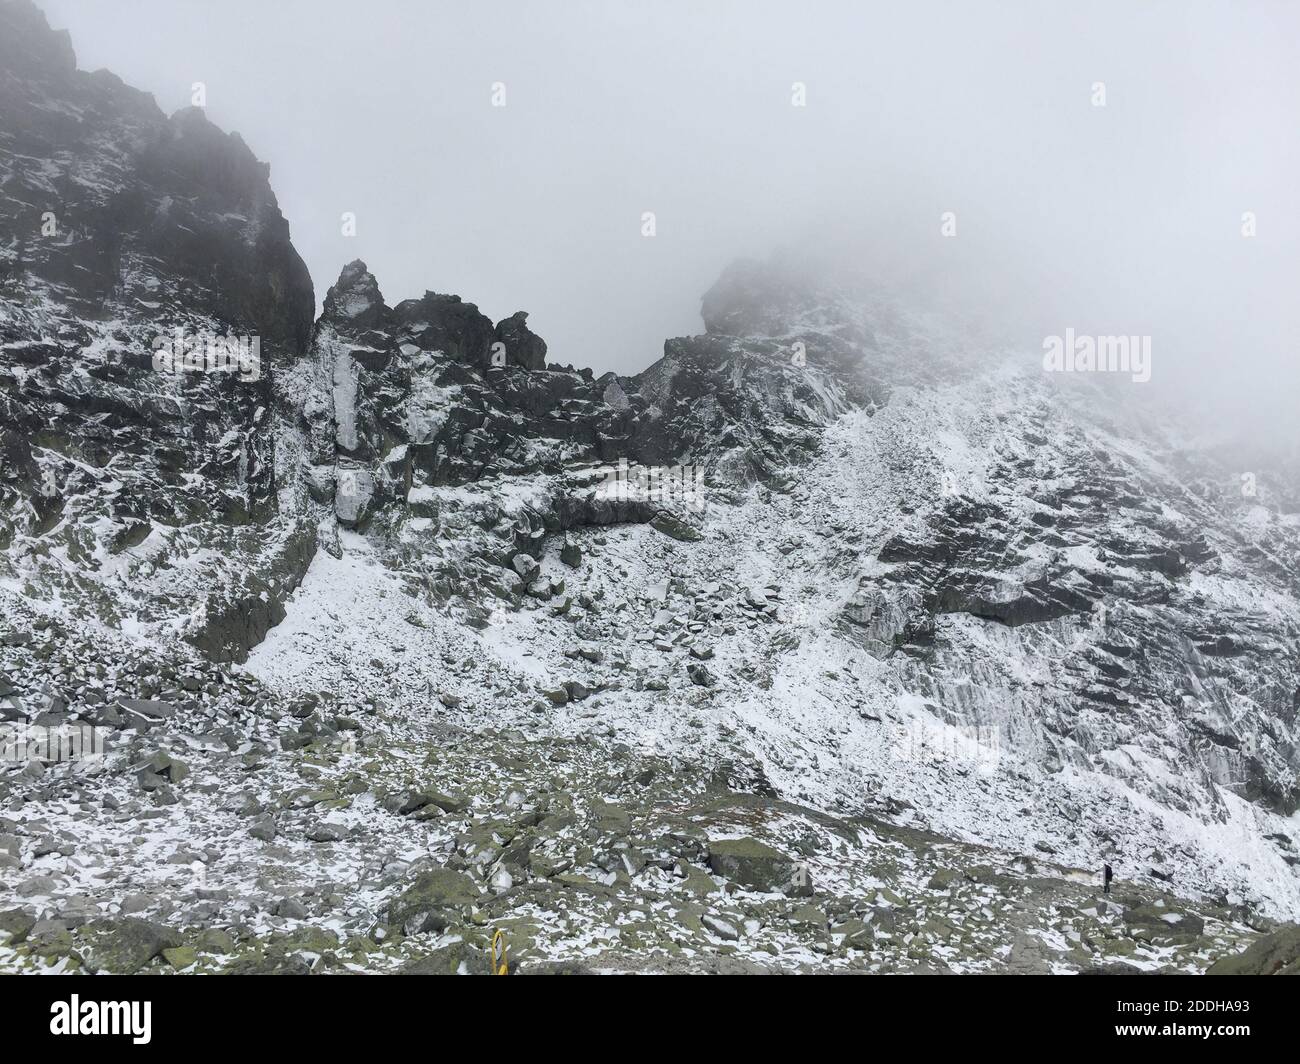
[488,929,509,975]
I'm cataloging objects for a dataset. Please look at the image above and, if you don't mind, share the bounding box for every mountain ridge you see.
[2,0,1298,974]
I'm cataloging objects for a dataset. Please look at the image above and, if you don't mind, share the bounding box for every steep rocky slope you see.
[1,0,1297,974]
[0,0,316,664]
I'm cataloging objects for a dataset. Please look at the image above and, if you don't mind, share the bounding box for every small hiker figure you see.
[1103,862,1113,894]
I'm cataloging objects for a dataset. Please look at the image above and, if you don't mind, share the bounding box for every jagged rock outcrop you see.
[0,0,315,661]
[492,310,547,371]
[293,260,638,532]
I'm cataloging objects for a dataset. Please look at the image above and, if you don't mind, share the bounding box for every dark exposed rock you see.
[650,512,702,542]
[687,663,716,688]
[493,311,547,371]
[0,0,313,662]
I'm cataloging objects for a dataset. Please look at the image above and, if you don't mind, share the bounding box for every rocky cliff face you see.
[291,259,625,526]
[1,0,1297,975]
[0,0,317,663]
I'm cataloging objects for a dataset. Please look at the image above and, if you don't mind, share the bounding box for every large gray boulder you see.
[387,869,482,935]
[79,918,181,974]
[707,838,810,895]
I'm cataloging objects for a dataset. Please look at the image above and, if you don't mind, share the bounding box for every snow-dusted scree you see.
[0,0,1297,977]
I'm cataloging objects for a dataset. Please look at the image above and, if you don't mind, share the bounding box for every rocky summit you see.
[0,0,1297,976]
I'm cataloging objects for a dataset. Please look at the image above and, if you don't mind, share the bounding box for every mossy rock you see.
[388,868,482,935]
[672,902,706,935]
[649,513,702,542]
[789,903,828,931]
[162,946,198,969]
[706,837,802,894]
[1206,924,1300,975]
[588,799,632,830]
[554,872,615,895]
[193,928,237,955]
[0,908,36,945]
[78,918,181,974]
[515,959,598,975]
[489,917,541,963]
[30,927,78,964]
[224,946,312,975]
[676,862,718,898]
[619,921,657,950]
[1122,904,1204,946]
[399,939,493,975]
[281,926,343,955]
[832,918,874,949]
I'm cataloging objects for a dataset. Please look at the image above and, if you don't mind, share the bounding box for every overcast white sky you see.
[39,0,1300,428]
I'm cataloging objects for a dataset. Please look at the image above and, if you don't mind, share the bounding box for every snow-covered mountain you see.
[2,0,1297,974]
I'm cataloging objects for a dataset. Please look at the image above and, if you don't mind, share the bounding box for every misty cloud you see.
[41,0,1300,432]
